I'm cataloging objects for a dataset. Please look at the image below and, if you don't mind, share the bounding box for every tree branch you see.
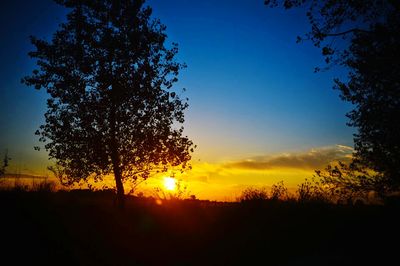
[323,28,371,37]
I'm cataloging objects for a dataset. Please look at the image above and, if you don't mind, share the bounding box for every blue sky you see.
[147,0,354,161]
[0,0,354,179]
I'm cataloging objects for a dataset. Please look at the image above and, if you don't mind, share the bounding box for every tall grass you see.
[238,178,380,205]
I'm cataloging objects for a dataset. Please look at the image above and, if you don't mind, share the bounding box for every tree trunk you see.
[112,155,125,209]
[109,97,124,209]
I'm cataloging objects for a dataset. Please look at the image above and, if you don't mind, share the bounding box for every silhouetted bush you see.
[10,182,29,192]
[296,178,331,204]
[32,180,56,193]
[0,151,10,179]
[238,187,269,202]
[270,181,289,201]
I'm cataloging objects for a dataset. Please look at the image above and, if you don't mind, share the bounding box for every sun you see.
[163,177,176,191]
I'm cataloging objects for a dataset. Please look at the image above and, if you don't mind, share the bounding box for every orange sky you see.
[142,144,353,201]
[3,145,353,201]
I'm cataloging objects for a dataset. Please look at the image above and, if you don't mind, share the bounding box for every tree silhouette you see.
[314,161,387,202]
[265,0,400,193]
[0,150,10,178]
[23,0,194,207]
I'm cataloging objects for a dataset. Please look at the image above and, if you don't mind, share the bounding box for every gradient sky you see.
[0,0,355,200]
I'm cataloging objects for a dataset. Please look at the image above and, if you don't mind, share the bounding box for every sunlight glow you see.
[155,199,163,205]
[164,177,176,191]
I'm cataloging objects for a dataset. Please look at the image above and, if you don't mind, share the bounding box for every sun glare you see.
[164,177,176,191]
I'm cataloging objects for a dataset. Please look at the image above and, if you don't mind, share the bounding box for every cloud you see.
[223,145,353,171]
[189,175,209,183]
[153,145,356,201]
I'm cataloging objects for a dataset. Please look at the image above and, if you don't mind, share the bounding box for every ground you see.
[1,190,399,265]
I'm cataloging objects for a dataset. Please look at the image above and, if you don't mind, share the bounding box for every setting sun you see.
[163,177,176,191]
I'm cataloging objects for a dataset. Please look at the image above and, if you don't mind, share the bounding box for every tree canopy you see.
[23,0,194,206]
[265,0,400,194]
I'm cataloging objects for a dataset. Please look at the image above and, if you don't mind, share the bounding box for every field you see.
[1,189,399,266]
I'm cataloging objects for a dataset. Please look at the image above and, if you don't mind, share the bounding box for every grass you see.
[0,189,399,265]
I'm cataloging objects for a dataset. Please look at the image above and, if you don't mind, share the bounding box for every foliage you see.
[23,0,194,206]
[264,0,397,67]
[297,177,332,203]
[270,180,289,201]
[31,179,57,193]
[0,150,10,178]
[238,181,291,203]
[238,187,269,202]
[334,16,400,191]
[153,178,190,200]
[265,0,400,192]
[315,161,386,202]
[239,177,373,204]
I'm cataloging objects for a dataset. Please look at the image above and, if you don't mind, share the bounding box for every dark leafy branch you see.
[265,0,400,196]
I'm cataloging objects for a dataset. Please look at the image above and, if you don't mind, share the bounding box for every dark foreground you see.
[1,190,399,266]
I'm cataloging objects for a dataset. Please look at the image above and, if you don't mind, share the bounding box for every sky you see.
[0,0,355,200]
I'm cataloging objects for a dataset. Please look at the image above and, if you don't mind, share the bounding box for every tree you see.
[314,161,387,202]
[0,150,10,178]
[23,0,194,207]
[264,0,400,193]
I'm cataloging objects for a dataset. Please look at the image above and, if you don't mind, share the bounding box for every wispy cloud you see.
[223,145,353,171]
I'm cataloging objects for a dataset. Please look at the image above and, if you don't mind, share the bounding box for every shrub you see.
[270,181,289,201]
[238,187,269,202]
[32,180,56,193]
[296,178,331,204]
